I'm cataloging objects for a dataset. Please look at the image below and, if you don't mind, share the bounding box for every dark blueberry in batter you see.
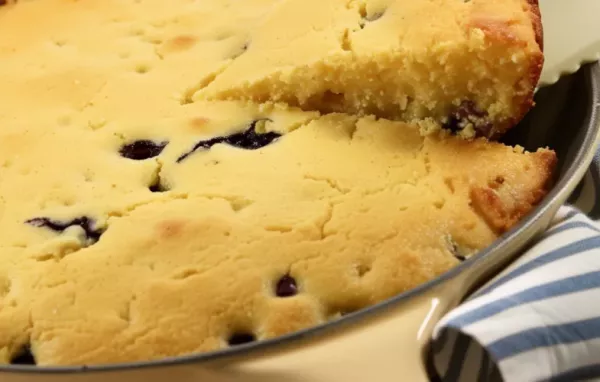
[0,1,7,6]
[447,236,466,261]
[26,216,104,243]
[228,333,256,346]
[443,100,493,138]
[119,140,168,160]
[149,175,168,192]
[275,275,298,297]
[149,181,165,192]
[177,119,280,162]
[451,245,467,261]
[11,345,36,365]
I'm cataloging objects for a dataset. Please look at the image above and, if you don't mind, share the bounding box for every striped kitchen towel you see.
[430,152,600,382]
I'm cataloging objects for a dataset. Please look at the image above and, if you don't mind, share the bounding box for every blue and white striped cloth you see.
[431,153,600,382]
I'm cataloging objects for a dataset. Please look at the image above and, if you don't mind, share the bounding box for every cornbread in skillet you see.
[195,0,544,138]
[0,0,553,365]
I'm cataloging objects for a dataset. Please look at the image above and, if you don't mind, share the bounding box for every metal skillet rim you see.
[3,63,600,375]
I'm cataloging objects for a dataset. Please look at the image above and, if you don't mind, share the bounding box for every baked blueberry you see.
[149,180,166,192]
[11,345,36,365]
[26,216,104,243]
[119,140,168,160]
[443,100,493,138]
[445,235,467,261]
[228,333,256,346]
[177,119,280,162]
[275,275,298,297]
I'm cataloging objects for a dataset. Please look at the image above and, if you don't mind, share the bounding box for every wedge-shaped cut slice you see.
[195,0,543,138]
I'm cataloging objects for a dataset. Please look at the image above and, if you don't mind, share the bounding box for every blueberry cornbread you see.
[194,0,544,138]
[0,0,554,366]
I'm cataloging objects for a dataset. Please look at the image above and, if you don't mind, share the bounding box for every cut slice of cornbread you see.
[0,0,542,138]
[193,0,543,138]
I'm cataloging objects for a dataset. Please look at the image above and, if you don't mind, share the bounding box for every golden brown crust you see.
[157,35,198,57]
[527,0,544,51]
[498,53,544,139]
[519,0,544,132]
[470,149,557,233]
[503,0,544,139]
[468,0,544,138]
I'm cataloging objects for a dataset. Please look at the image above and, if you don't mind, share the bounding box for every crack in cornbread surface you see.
[0,0,554,365]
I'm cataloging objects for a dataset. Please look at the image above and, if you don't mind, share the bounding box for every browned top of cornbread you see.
[0,0,553,366]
